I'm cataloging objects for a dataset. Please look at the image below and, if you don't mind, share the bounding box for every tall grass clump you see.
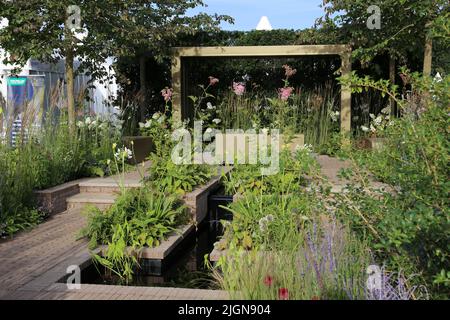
[0,92,122,237]
[213,214,372,300]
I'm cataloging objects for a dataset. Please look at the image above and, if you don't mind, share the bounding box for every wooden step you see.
[78,181,141,194]
[66,193,117,211]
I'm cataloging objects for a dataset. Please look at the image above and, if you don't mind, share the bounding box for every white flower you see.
[157,115,166,124]
[138,122,145,128]
[152,113,160,120]
[204,128,215,141]
[370,124,377,133]
[85,117,92,125]
[206,102,216,110]
[259,215,274,232]
[114,147,133,160]
[374,116,382,126]
[259,217,268,232]
[76,121,84,128]
[296,144,313,153]
[144,120,152,128]
[330,111,340,122]
[434,72,443,83]
[361,125,369,132]
[125,147,133,159]
[212,118,221,124]
[369,113,376,120]
[381,106,391,115]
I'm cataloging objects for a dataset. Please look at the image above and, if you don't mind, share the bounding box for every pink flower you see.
[161,87,173,102]
[283,65,297,78]
[209,76,219,86]
[263,275,273,287]
[278,87,294,101]
[232,82,246,96]
[278,288,289,300]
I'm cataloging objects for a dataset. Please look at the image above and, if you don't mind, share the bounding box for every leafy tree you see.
[0,1,232,130]
[319,0,449,76]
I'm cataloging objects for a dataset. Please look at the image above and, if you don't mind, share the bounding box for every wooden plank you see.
[340,50,352,133]
[173,45,351,57]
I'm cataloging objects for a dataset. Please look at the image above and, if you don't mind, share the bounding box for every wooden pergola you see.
[171,45,352,133]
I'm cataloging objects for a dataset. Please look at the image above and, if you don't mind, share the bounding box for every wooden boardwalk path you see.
[0,207,227,300]
[0,164,228,300]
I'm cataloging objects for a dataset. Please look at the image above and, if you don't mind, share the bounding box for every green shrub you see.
[222,148,320,195]
[220,192,321,251]
[81,188,188,250]
[140,111,213,195]
[80,187,189,282]
[334,71,450,298]
[0,113,122,237]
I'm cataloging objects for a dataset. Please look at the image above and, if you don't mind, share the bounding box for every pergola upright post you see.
[171,54,182,123]
[340,50,352,133]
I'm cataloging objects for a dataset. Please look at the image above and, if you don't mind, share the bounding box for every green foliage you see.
[81,187,189,281]
[213,213,372,300]
[81,188,188,250]
[189,68,341,151]
[148,157,212,195]
[140,111,213,195]
[320,0,449,67]
[0,1,232,126]
[0,112,121,237]
[220,193,319,251]
[334,71,450,298]
[223,148,320,195]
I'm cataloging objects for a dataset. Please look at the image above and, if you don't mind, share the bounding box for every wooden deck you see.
[0,164,229,300]
[0,208,228,300]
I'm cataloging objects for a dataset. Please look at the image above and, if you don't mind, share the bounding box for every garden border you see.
[171,45,352,133]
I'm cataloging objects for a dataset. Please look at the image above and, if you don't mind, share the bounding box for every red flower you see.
[278,288,289,300]
[263,275,273,287]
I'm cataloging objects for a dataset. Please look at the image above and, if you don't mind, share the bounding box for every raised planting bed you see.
[95,224,196,275]
[34,178,92,216]
[183,166,233,223]
[90,167,233,275]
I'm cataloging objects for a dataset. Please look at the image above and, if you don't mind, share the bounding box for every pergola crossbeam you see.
[171,45,352,132]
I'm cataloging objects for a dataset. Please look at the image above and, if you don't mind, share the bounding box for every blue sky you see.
[189,0,325,31]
